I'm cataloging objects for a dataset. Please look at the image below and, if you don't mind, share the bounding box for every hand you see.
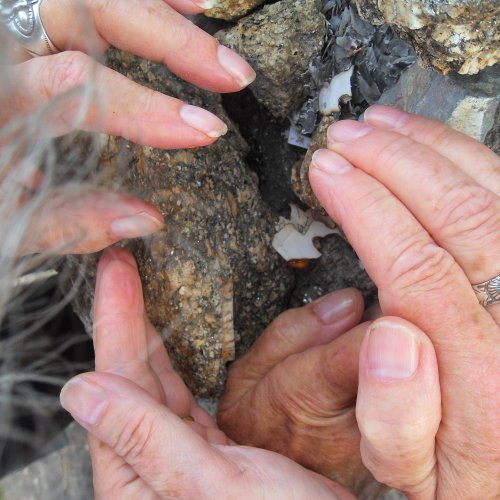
[59,249,355,499]
[4,0,256,255]
[308,106,500,497]
[217,290,441,498]
[3,0,255,148]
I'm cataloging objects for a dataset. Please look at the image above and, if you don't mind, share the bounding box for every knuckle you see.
[435,182,500,244]
[372,134,416,168]
[268,312,306,347]
[388,233,459,295]
[41,51,91,98]
[111,411,153,463]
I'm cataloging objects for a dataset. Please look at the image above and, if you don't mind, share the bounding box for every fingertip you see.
[310,149,354,177]
[364,318,420,381]
[179,104,228,139]
[312,288,364,325]
[364,105,410,130]
[99,247,137,272]
[217,45,256,89]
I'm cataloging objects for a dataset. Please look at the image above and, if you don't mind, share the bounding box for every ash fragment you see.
[293,0,415,136]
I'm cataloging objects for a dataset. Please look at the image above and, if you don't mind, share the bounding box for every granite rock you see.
[67,49,294,398]
[355,0,500,75]
[205,0,266,21]
[216,0,327,118]
[289,233,377,309]
[378,63,499,151]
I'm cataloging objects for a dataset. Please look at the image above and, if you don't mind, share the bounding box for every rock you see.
[66,49,294,398]
[378,63,499,151]
[205,0,266,21]
[355,0,500,75]
[0,423,93,500]
[289,234,377,309]
[216,0,327,118]
[291,115,335,214]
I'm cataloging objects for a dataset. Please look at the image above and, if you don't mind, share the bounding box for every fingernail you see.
[217,45,256,88]
[367,322,418,380]
[180,104,228,138]
[193,0,216,8]
[364,105,410,129]
[60,377,108,425]
[312,288,358,324]
[328,120,372,142]
[311,149,353,175]
[110,211,164,239]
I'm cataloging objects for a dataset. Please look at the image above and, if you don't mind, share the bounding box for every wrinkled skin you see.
[219,107,500,499]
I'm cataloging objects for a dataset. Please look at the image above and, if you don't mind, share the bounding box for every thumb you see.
[60,372,228,496]
[356,317,441,498]
[21,189,164,255]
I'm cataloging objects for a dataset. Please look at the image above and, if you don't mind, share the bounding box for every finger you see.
[8,52,227,148]
[162,0,209,14]
[20,189,163,255]
[94,249,165,396]
[61,372,238,495]
[364,105,500,194]
[96,250,216,426]
[144,318,215,427]
[357,317,441,498]
[41,0,255,93]
[309,150,500,469]
[224,288,364,402]
[219,323,367,484]
[326,120,500,287]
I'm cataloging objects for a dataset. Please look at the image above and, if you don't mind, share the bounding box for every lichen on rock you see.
[355,0,500,74]
[216,0,327,117]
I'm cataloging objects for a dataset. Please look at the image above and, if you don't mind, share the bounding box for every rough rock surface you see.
[378,63,499,152]
[355,0,500,75]
[205,0,265,21]
[67,49,294,398]
[290,234,377,309]
[0,423,93,500]
[216,0,327,117]
[292,115,336,214]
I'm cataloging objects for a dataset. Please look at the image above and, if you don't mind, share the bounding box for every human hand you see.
[3,0,255,148]
[308,106,500,497]
[217,289,442,498]
[3,0,256,255]
[59,248,356,499]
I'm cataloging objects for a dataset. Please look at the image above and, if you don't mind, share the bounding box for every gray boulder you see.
[378,63,499,152]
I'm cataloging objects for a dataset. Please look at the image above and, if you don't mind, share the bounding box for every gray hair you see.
[0,19,104,466]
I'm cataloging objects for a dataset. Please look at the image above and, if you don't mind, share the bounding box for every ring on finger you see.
[1,0,59,56]
[472,274,500,307]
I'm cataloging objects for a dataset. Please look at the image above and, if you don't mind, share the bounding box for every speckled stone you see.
[216,0,327,117]
[355,0,500,75]
[205,0,265,21]
[67,49,294,398]
[291,115,336,214]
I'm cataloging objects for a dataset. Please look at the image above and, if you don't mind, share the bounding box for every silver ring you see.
[1,0,59,56]
[472,274,500,307]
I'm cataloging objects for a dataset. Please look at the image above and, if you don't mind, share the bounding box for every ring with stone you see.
[1,0,59,56]
[472,273,500,307]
